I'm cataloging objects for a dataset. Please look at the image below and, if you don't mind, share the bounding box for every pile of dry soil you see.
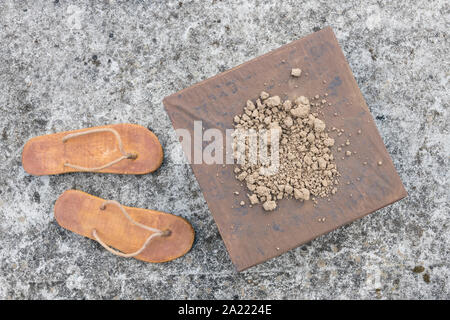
[232,87,340,211]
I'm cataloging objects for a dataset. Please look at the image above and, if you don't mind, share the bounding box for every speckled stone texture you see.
[0,0,448,300]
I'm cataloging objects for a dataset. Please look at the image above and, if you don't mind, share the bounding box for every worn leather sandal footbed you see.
[22,123,163,175]
[54,190,195,263]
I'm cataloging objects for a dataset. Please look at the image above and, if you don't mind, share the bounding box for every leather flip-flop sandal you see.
[22,123,163,175]
[54,190,195,263]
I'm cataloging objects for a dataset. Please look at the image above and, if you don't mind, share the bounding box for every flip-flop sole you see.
[54,190,195,263]
[22,123,163,175]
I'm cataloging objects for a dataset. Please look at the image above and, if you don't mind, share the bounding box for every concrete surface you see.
[0,0,448,299]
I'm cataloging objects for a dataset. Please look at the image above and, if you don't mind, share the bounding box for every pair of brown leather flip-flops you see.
[22,123,195,263]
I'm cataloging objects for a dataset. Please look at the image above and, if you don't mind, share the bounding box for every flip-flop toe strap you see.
[62,128,138,171]
[92,200,171,258]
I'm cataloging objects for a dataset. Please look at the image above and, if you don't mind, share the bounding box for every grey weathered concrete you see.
[0,0,448,299]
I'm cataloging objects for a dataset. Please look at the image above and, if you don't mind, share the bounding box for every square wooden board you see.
[163,27,407,271]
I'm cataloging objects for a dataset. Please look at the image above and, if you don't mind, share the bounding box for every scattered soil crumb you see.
[423,273,430,283]
[234,191,239,195]
[240,201,245,206]
[248,194,259,205]
[263,201,277,211]
[291,68,302,77]
[378,161,383,166]
[232,88,340,211]
[260,91,269,100]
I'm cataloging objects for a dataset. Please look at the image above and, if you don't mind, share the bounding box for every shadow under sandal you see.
[54,190,195,263]
[22,123,163,175]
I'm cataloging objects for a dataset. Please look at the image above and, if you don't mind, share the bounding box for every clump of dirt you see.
[291,68,302,77]
[232,90,340,211]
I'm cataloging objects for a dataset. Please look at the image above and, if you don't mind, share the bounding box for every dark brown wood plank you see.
[163,27,407,271]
